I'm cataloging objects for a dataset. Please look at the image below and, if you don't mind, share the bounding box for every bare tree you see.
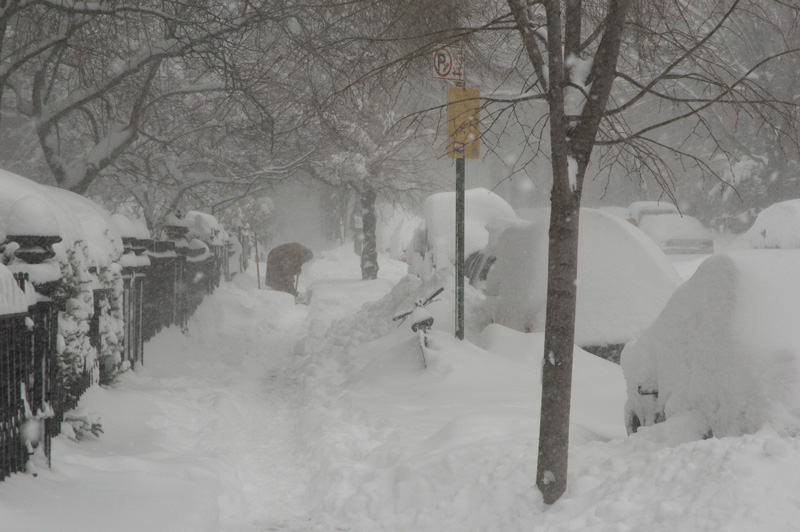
[484,0,800,504]
[1,0,297,196]
[317,0,799,504]
[302,87,441,279]
[287,0,449,280]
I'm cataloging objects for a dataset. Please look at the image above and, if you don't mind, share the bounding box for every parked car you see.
[477,208,683,362]
[621,250,800,438]
[407,188,516,279]
[637,213,714,255]
[627,201,679,226]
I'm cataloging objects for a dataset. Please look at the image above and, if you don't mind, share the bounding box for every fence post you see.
[142,240,178,342]
[121,238,149,368]
[4,234,64,474]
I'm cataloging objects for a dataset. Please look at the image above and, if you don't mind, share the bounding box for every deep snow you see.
[622,250,800,438]
[2,245,800,532]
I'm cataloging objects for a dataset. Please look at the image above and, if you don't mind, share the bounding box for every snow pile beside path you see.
[622,250,800,437]
[293,267,628,532]
[298,322,628,532]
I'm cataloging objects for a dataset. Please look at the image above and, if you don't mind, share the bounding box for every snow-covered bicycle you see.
[393,287,444,367]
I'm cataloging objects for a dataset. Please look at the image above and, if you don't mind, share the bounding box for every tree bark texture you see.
[360,184,378,280]
[535,0,631,505]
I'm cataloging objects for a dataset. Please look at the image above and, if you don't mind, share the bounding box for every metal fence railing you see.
[0,231,234,480]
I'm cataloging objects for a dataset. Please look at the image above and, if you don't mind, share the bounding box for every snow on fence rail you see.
[0,170,243,480]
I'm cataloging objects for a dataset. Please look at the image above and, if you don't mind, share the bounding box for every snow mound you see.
[735,199,800,249]
[409,188,516,276]
[622,250,800,437]
[484,208,682,347]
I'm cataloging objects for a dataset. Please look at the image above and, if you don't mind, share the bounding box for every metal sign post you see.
[455,155,465,340]
[437,46,479,340]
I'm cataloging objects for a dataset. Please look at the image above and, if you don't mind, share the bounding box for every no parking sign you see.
[432,45,464,82]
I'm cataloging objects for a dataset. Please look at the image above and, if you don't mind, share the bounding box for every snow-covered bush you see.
[48,186,126,389]
[1,168,126,405]
[57,240,98,397]
[621,251,800,438]
[97,262,126,385]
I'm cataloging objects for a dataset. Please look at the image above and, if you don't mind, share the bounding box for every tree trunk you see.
[536,0,576,505]
[536,190,580,504]
[359,184,378,280]
[533,0,631,505]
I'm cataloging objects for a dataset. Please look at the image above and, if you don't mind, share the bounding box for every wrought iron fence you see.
[0,237,230,480]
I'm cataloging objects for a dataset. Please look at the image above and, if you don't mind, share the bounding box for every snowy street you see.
[3,246,800,532]
[3,1,800,529]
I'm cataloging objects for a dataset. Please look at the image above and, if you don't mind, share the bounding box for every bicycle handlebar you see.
[393,287,444,322]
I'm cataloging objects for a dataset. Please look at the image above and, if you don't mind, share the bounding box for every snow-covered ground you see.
[2,244,800,532]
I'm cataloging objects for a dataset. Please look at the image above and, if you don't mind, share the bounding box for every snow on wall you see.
[185,210,228,246]
[0,169,84,249]
[484,208,682,346]
[621,250,800,437]
[735,199,800,249]
[46,186,124,269]
[6,195,60,237]
[111,214,150,240]
[0,168,124,270]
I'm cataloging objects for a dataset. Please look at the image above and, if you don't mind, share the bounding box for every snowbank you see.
[5,247,800,532]
[627,200,678,224]
[294,260,627,531]
[622,250,800,437]
[483,208,682,347]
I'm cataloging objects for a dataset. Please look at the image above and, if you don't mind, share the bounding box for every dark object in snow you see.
[266,243,314,296]
[393,287,444,366]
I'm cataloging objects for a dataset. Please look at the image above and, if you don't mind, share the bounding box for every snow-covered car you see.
[627,200,679,225]
[407,188,516,278]
[478,208,683,362]
[621,250,800,437]
[637,213,715,255]
[734,198,800,249]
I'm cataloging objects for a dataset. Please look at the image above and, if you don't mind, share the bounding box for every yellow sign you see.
[447,86,480,159]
